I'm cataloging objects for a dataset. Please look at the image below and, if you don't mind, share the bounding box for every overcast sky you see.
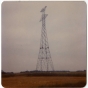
[2,1,86,72]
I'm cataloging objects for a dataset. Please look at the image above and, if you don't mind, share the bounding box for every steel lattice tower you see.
[36,6,54,71]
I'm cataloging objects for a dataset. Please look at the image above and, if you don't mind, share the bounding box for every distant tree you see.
[2,70,6,74]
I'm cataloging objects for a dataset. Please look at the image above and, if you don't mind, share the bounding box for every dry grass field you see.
[2,76,86,87]
[2,72,86,87]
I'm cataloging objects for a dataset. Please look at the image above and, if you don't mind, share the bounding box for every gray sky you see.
[2,1,86,72]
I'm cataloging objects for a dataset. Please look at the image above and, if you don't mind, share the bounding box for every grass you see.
[40,81,86,87]
[2,76,86,87]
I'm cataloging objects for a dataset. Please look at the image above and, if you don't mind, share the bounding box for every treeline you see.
[2,70,86,74]
[2,70,14,74]
[2,70,86,78]
[2,70,14,77]
[26,71,86,77]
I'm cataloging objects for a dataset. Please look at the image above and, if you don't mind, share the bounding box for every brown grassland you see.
[2,72,86,87]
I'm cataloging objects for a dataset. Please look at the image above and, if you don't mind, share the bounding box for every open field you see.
[2,72,86,87]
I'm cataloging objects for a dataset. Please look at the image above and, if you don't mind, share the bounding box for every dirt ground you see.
[2,76,86,87]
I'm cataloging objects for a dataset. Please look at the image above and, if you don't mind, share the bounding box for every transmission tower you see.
[36,6,54,71]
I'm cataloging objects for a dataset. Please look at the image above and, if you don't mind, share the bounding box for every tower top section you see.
[40,6,47,12]
[39,6,48,22]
